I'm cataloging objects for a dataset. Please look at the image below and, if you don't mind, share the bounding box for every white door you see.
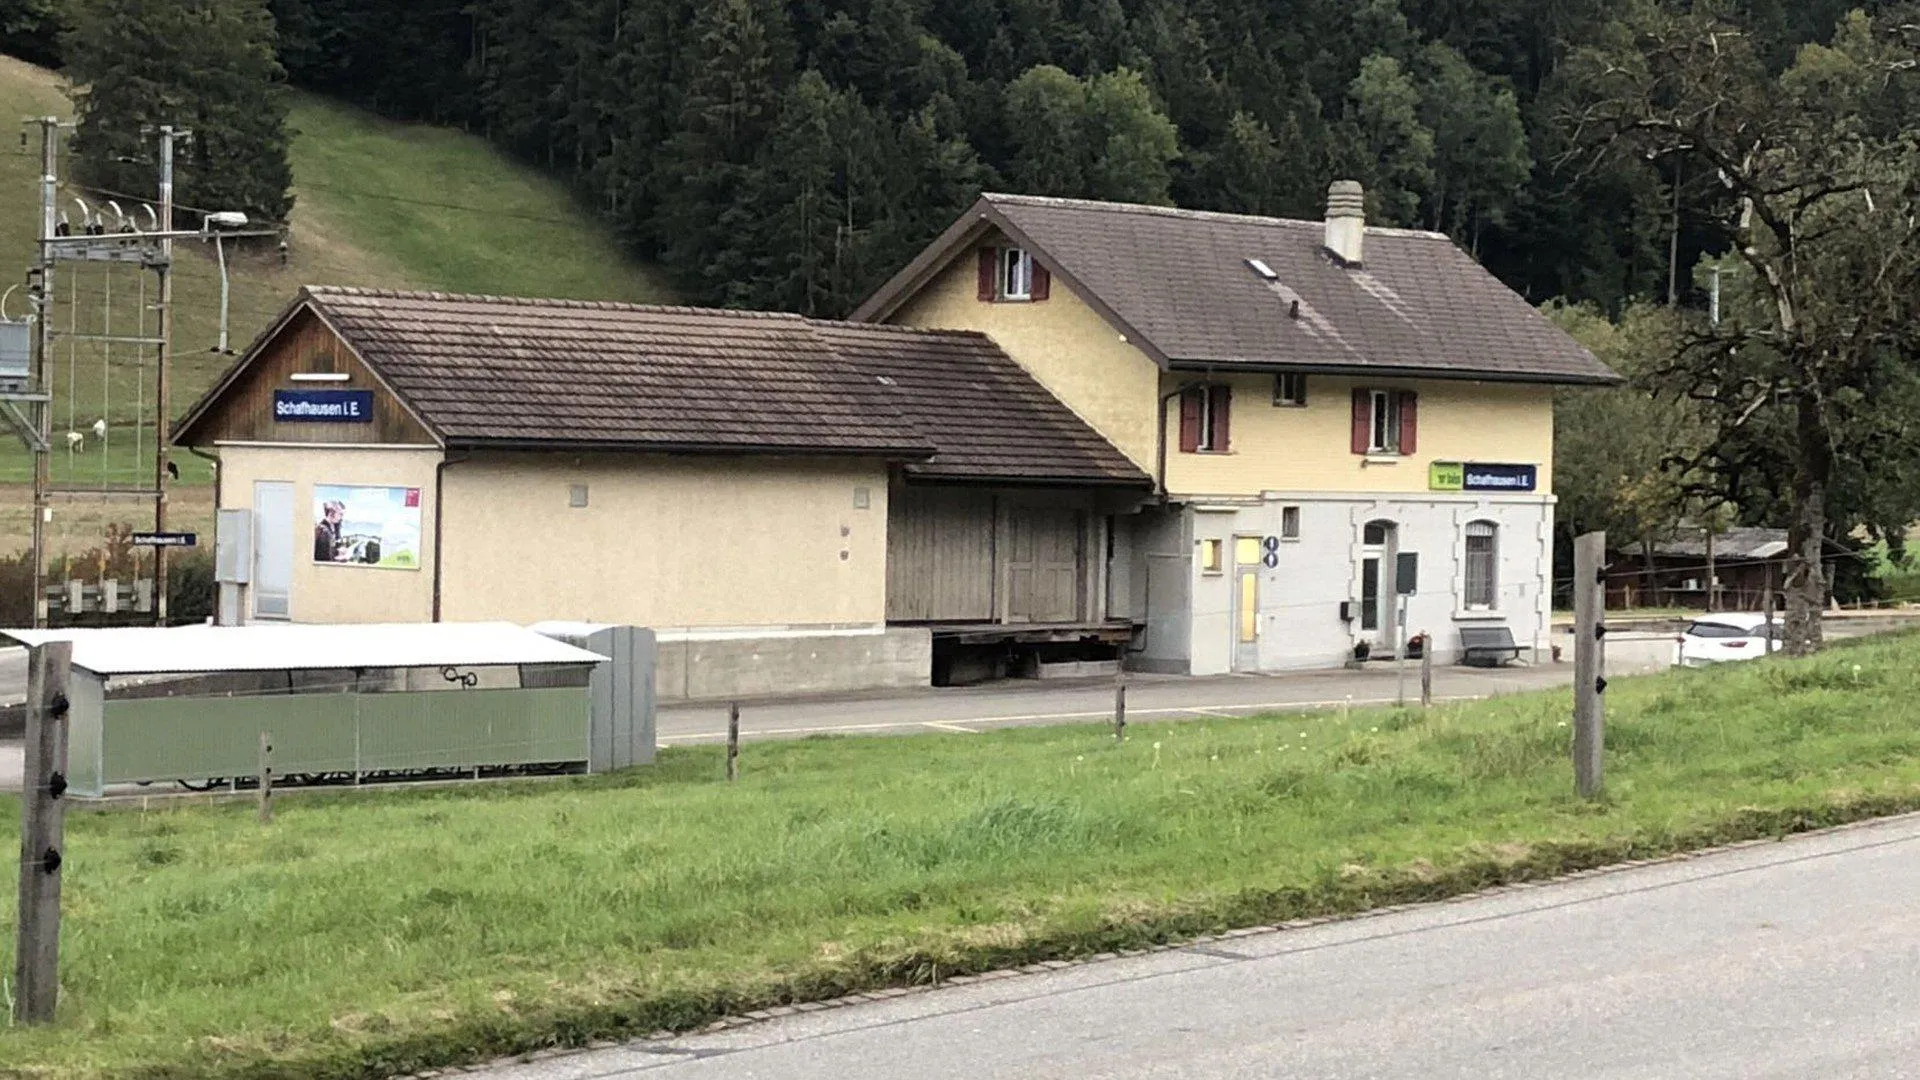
[1361,519,1399,655]
[252,480,294,620]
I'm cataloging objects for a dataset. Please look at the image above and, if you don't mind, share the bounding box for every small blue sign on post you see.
[273,389,374,423]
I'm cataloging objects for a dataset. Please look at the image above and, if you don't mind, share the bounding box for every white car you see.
[1677,613,1782,666]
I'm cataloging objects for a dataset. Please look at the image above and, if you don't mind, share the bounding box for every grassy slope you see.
[0,54,669,548]
[4,636,1920,1077]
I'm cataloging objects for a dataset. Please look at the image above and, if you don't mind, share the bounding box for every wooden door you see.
[1005,507,1083,623]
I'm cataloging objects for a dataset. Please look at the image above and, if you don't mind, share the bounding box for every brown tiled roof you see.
[854,194,1620,386]
[178,287,1149,485]
[813,321,1149,486]
[300,287,932,456]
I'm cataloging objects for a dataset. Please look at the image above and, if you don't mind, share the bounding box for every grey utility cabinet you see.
[530,622,657,769]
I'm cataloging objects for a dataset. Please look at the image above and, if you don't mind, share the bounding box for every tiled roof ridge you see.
[303,285,811,320]
[981,192,1453,242]
[808,318,990,342]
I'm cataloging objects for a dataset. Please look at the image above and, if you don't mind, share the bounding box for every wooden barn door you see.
[1005,506,1083,623]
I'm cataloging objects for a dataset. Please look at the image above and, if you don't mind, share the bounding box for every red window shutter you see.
[977,248,996,301]
[1351,388,1370,455]
[1398,391,1418,455]
[1032,261,1051,301]
[1179,387,1203,453]
[1210,384,1231,450]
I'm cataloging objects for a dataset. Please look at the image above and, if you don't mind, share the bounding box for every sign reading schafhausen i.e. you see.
[274,389,374,423]
[1430,461,1537,493]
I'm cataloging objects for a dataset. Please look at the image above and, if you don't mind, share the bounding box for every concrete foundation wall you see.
[654,627,932,703]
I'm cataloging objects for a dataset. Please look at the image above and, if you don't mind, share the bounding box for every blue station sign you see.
[274,389,374,423]
[1430,461,1538,493]
[1461,462,1537,492]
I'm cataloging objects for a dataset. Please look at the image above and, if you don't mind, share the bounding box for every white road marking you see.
[921,721,981,734]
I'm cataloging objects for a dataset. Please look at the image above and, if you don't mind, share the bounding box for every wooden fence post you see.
[726,702,740,782]
[1113,666,1127,742]
[257,731,274,824]
[14,641,72,1026]
[1763,562,1776,651]
[1573,532,1608,799]
[1419,632,1433,708]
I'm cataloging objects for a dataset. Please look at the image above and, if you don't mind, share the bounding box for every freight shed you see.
[818,322,1152,681]
[173,289,1151,698]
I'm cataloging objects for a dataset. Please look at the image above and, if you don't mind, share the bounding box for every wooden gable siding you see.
[184,308,437,445]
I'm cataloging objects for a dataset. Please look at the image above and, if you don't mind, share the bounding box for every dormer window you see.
[1001,248,1033,299]
[976,246,1050,303]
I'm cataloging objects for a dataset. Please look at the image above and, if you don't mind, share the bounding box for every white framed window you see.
[1274,372,1307,407]
[1281,505,1301,540]
[1001,247,1034,300]
[1464,520,1498,610]
[1369,389,1400,453]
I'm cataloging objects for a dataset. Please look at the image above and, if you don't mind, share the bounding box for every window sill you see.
[1184,449,1235,456]
[1280,536,1301,543]
[1453,609,1505,622]
[1361,454,1403,465]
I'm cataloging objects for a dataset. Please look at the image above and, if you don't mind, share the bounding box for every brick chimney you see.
[1324,180,1365,267]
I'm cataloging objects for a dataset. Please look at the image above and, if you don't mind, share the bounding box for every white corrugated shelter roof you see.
[0,622,605,676]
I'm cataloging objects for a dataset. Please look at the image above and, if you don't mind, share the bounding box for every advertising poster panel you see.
[313,484,422,569]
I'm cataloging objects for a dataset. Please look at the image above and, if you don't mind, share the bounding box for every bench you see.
[1458,625,1522,667]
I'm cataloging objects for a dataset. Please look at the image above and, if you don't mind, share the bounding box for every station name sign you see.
[1429,461,1537,493]
[274,389,374,423]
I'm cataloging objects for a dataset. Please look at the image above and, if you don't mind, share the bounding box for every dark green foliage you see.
[0,0,60,65]
[63,0,292,224]
[44,0,1875,317]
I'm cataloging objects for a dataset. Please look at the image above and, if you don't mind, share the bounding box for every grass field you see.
[4,636,1920,1078]
[0,53,670,516]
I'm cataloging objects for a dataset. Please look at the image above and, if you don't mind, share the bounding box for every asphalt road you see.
[654,662,1571,744]
[478,812,1920,1080]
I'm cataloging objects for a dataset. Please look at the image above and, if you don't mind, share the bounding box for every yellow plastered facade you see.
[437,454,889,628]
[216,443,441,623]
[1160,372,1553,498]
[886,239,1553,499]
[891,244,1162,471]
